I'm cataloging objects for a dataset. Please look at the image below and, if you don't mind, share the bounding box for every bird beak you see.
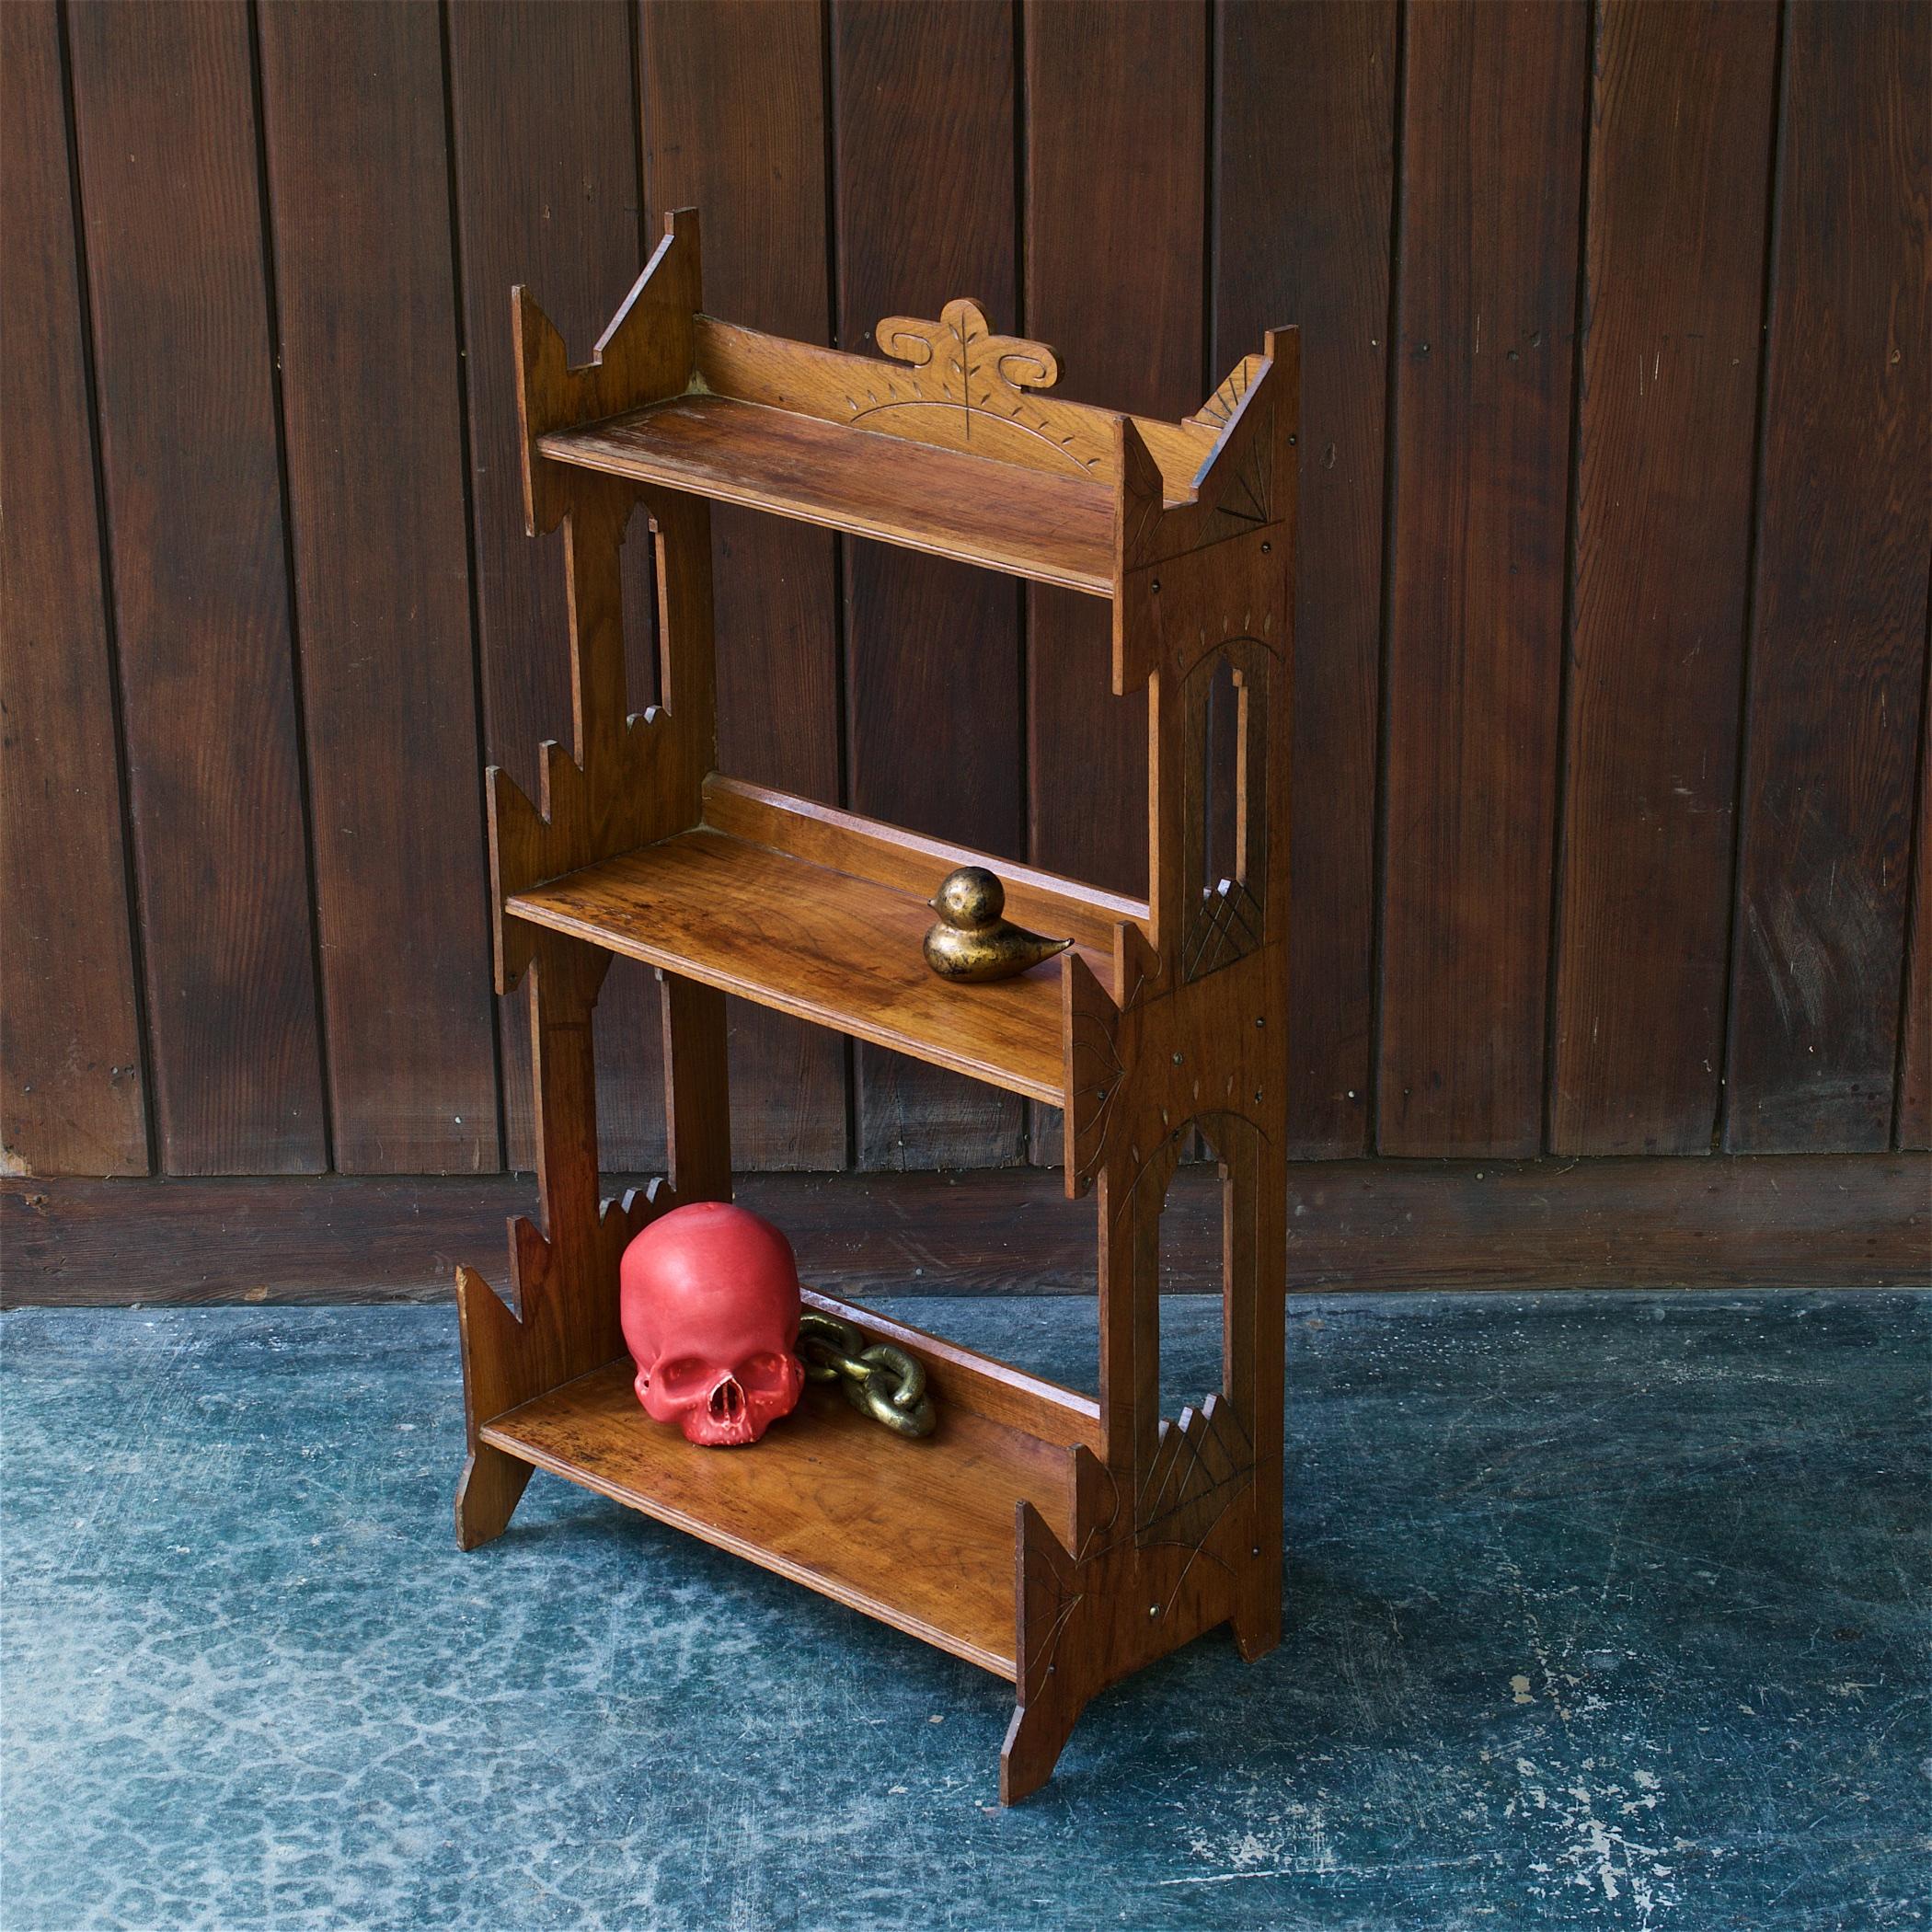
[926,896,937,911]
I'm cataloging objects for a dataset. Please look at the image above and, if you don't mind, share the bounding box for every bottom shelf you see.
[480,1360,1074,1679]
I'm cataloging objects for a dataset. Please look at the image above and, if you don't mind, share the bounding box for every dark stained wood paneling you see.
[1024,0,1204,896]
[1021,0,1205,1169]
[257,0,497,1174]
[642,0,848,1170]
[445,0,663,1175]
[66,0,327,1175]
[834,0,1025,1168]
[1376,0,1587,1157]
[8,1156,1924,1304]
[1726,0,1930,1153]
[1550,0,1780,1156]
[1900,709,1930,1149]
[1216,0,1396,1157]
[0,2,148,1177]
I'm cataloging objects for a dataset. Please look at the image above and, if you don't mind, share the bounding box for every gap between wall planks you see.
[1550,0,1779,1156]
[5,1159,1923,1306]
[1214,0,1397,1159]
[0,1,148,1178]
[1376,0,1589,1159]
[63,0,328,1176]
[639,0,849,1171]
[1723,0,1931,1154]
[6,0,1929,1183]
[833,0,1029,1172]
[1019,0,1203,1170]
[256,1,498,1176]
[445,0,666,1176]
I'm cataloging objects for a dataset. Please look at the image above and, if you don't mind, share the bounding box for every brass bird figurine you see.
[922,867,1073,983]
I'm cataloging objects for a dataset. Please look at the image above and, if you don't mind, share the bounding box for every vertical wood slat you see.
[834,0,1026,1169]
[641,0,848,1171]
[255,0,497,1174]
[1901,705,1931,1149]
[1023,0,1205,895]
[66,0,328,1175]
[1549,0,1780,1156]
[1215,0,1397,1159]
[1724,0,1931,1153]
[444,0,664,1176]
[1376,0,1588,1158]
[0,0,149,1178]
[1022,0,1206,1167]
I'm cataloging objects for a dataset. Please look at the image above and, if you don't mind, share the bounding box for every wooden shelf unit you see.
[456,209,1296,1803]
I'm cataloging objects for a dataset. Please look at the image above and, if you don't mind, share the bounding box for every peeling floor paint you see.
[2,1291,1926,1931]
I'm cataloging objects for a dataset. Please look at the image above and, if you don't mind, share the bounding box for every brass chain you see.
[796,1312,937,1438]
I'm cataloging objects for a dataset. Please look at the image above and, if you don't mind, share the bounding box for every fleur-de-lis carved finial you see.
[875,297,1064,409]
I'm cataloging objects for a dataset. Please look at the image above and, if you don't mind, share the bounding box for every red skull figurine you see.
[620,1202,806,1446]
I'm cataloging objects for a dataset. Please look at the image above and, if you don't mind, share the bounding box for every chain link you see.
[796,1312,937,1438]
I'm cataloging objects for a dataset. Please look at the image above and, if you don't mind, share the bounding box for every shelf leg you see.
[659,969,731,1203]
[454,932,629,1551]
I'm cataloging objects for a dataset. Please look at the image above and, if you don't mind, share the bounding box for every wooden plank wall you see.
[5,0,1927,1179]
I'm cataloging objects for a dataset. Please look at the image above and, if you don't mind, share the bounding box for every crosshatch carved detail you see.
[857,298,1117,476]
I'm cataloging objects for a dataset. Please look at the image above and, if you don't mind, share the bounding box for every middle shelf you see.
[506,776,1144,1106]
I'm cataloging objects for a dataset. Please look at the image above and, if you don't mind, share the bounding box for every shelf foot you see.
[455,1442,535,1552]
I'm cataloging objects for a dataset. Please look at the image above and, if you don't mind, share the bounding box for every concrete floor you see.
[2,1292,1925,1931]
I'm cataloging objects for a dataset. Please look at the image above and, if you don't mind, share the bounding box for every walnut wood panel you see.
[1901,717,1931,1151]
[834,0,1027,1169]
[446,0,665,1174]
[700,775,1147,953]
[10,1156,1925,1307]
[1724,0,1931,1152]
[543,397,1117,595]
[256,1,497,1174]
[640,0,846,1170]
[1023,0,1204,899]
[1551,0,1779,1156]
[0,1,147,1177]
[1215,0,1396,1157]
[507,829,1097,1106]
[65,0,326,1174]
[1377,0,1588,1157]
[482,1360,1075,1680]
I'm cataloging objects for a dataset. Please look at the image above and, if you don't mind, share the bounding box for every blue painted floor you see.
[3,1293,1926,1931]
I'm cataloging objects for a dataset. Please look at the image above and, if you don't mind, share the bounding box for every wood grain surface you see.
[257,1,498,1174]
[14,3,1929,1179]
[483,1361,1070,1678]
[0,0,147,1177]
[1215,0,1397,1160]
[445,0,665,1175]
[1551,0,1779,1156]
[1724,0,1931,1152]
[507,828,1091,1105]
[65,0,327,1174]
[6,1157,1924,1306]
[1377,0,1587,1157]
[544,398,1117,592]
[640,0,847,1170]
[833,0,1027,1169]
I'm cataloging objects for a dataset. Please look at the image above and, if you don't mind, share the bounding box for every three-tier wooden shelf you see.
[455,210,1296,1802]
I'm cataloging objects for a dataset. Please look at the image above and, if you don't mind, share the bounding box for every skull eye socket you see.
[650,1358,713,1400]
[735,1351,792,1394]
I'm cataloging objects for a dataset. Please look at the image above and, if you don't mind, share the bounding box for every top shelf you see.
[543,394,1119,596]
[513,213,1281,597]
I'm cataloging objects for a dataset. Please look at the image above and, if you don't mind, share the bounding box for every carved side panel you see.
[1180,638,1278,983]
